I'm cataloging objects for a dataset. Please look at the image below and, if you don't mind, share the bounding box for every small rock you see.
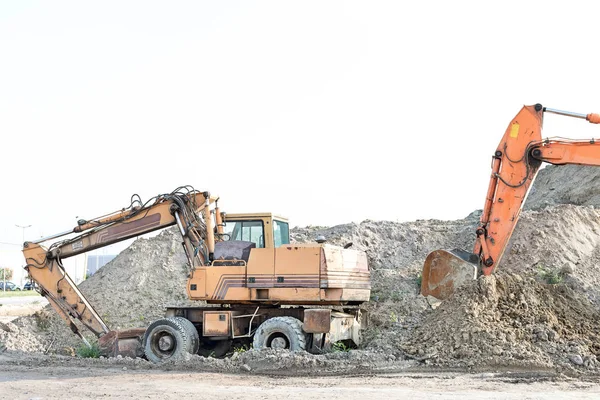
[241,364,251,372]
[536,330,549,342]
[568,354,584,366]
[561,262,576,275]
[122,366,127,371]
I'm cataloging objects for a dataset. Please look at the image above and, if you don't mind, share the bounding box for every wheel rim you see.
[158,335,174,352]
[266,333,290,349]
[150,329,177,358]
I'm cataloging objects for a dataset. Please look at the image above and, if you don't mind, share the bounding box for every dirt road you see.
[1,365,599,399]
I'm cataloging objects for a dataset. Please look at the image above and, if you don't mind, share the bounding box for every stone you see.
[568,354,584,366]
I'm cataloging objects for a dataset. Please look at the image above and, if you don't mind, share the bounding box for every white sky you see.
[2,1,600,276]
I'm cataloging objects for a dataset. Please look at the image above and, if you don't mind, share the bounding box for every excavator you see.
[22,187,370,361]
[422,104,600,301]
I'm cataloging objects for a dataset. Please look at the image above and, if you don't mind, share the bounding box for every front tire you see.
[143,317,199,363]
[252,317,307,351]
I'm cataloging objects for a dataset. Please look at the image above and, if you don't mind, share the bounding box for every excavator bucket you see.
[98,328,146,358]
[421,249,480,301]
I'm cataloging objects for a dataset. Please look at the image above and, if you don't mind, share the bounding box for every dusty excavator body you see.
[24,188,370,360]
[420,249,478,301]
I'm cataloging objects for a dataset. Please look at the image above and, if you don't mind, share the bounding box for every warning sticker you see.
[510,122,520,138]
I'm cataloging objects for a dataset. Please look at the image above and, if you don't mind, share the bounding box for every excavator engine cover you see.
[421,249,479,301]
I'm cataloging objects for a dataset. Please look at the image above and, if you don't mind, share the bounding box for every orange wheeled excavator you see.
[23,187,370,361]
[422,104,600,301]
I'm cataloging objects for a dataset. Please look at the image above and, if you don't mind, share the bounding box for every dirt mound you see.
[525,165,600,210]
[401,273,600,371]
[503,205,600,305]
[0,319,47,353]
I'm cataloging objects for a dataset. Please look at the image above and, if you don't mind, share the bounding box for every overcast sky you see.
[2,1,600,272]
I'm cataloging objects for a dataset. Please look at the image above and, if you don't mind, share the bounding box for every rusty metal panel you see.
[98,328,145,358]
[328,312,358,344]
[203,311,231,337]
[303,309,331,333]
[320,245,370,290]
[186,309,204,323]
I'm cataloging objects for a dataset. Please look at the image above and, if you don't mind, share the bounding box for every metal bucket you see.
[421,249,479,301]
[98,328,146,358]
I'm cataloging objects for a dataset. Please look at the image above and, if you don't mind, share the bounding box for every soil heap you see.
[525,165,600,211]
[401,273,600,371]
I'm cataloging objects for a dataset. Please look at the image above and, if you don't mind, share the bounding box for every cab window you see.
[273,220,290,248]
[223,220,265,248]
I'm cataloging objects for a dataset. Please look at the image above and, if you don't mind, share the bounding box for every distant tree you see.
[0,267,13,281]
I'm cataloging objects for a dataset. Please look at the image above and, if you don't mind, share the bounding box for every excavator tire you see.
[176,317,200,355]
[143,317,199,364]
[252,316,307,351]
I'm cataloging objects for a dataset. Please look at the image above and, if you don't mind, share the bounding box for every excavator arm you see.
[422,104,600,301]
[22,187,217,348]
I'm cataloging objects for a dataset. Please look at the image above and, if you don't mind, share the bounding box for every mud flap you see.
[98,328,146,358]
[421,249,479,301]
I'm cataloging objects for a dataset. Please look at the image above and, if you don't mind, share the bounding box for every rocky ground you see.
[2,164,600,376]
[3,360,599,400]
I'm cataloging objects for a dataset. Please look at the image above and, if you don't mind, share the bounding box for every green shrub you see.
[233,344,249,354]
[537,264,563,285]
[331,341,350,352]
[76,343,100,358]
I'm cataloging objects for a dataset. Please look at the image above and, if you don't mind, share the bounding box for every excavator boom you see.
[22,187,217,354]
[422,104,600,301]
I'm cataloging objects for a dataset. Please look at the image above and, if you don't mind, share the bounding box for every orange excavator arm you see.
[422,104,600,301]
[22,187,217,345]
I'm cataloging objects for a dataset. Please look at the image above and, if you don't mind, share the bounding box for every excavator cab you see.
[221,213,290,249]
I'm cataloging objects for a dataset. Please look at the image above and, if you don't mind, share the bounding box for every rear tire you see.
[252,317,307,351]
[143,317,199,363]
